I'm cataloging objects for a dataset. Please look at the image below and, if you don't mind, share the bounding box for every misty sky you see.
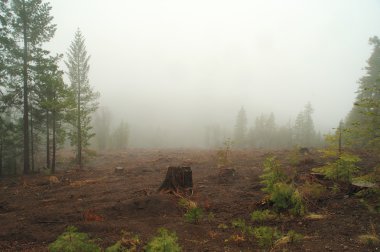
[46,0,380,147]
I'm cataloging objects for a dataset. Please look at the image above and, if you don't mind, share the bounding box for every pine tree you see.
[234,107,247,148]
[111,120,129,150]
[10,0,56,174]
[94,107,111,150]
[65,29,99,168]
[346,36,380,149]
[294,102,316,147]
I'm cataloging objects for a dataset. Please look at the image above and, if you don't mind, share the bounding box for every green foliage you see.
[48,226,101,252]
[253,226,281,248]
[217,223,228,229]
[345,36,380,150]
[260,156,287,193]
[66,29,99,165]
[286,230,303,244]
[145,228,181,252]
[299,182,327,201]
[250,209,276,223]
[231,219,254,235]
[315,153,361,182]
[184,207,204,224]
[270,183,305,215]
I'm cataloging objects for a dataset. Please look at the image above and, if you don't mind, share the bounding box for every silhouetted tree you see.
[294,102,316,147]
[233,107,247,148]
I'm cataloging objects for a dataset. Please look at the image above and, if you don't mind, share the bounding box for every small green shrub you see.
[231,219,254,235]
[184,207,203,224]
[260,156,287,193]
[231,218,246,229]
[299,182,327,200]
[286,230,303,243]
[48,226,101,252]
[145,228,181,252]
[217,138,233,168]
[358,234,380,246]
[250,209,276,223]
[253,226,281,248]
[270,183,305,215]
[314,153,361,182]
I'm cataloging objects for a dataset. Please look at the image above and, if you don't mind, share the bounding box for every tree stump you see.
[158,166,193,194]
[115,166,125,174]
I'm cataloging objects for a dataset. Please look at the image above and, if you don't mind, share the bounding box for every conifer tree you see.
[10,0,56,174]
[234,107,247,148]
[65,29,99,168]
[294,102,316,147]
[346,36,380,149]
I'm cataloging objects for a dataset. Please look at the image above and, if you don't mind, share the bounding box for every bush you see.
[184,207,204,224]
[270,183,305,215]
[286,230,303,244]
[145,228,181,252]
[253,226,281,248]
[314,153,360,182]
[299,182,327,200]
[231,219,254,235]
[49,226,101,252]
[260,156,287,193]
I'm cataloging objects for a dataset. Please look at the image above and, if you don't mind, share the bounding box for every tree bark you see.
[30,105,35,173]
[46,110,50,170]
[158,166,193,194]
[22,0,30,174]
[52,108,56,173]
[77,61,82,169]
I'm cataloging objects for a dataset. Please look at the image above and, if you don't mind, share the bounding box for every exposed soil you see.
[0,149,379,251]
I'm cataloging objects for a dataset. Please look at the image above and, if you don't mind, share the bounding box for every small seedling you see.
[184,207,204,224]
[145,228,181,252]
[253,226,281,249]
[251,209,276,224]
[49,226,101,252]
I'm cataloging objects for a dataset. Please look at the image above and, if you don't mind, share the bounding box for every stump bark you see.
[158,166,193,194]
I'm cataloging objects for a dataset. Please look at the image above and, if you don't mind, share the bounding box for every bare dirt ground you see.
[0,149,379,251]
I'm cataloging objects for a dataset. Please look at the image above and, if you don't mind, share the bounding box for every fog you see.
[46,0,380,147]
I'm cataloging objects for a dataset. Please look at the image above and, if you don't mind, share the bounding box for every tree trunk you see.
[46,110,50,170]
[30,105,35,173]
[77,62,82,169]
[0,138,3,177]
[22,0,30,174]
[158,166,193,194]
[52,109,56,173]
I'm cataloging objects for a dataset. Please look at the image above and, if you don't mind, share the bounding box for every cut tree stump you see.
[115,167,124,174]
[158,166,193,194]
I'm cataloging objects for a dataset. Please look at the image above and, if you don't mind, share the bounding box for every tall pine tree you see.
[233,107,247,148]
[65,29,99,168]
[10,0,56,174]
[345,36,380,149]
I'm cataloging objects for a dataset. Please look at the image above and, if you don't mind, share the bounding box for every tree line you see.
[0,0,98,176]
[205,103,324,149]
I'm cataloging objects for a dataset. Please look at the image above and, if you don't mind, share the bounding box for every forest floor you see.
[0,148,379,251]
